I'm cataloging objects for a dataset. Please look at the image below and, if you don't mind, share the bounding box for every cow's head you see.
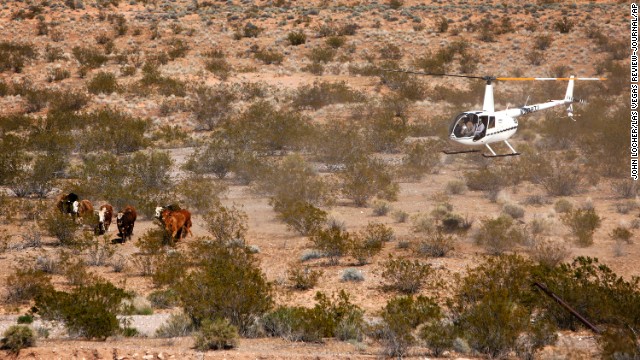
[154,206,164,220]
[72,200,80,214]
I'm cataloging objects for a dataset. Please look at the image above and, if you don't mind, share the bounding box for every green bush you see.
[379,295,441,358]
[381,256,433,294]
[77,108,149,154]
[325,36,345,49]
[190,84,237,131]
[561,208,602,247]
[290,81,365,110]
[177,175,226,214]
[416,230,455,257]
[87,71,119,94]
[311,120,371,168]
[194,318,238,351]
[203,204,248,244]
[341,157,398,207]
[175,240,273,335]
[274,200,327,236]
[156,313,195,337]
[475,216,524,255]
[554,16,574,33]
[148,289,180,309]
[167,38,189,59]
[310,224,352,265]
[307,46,336,63]
[350,224,388,265]
[254,48,284,65]
[401,139,441,180]
[36,279,132,340]
[40,210,80,246]
[0,41,37,73]
[205,58,232,80]
[287,31,306,46]
[1,325,35,353]
[72,46,108,69]
[287,264,323,290]
[5,268,53,304]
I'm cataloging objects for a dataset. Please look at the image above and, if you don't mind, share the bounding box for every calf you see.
[164,211,188,243]
[94,204,114,235]
[116,205,137,242]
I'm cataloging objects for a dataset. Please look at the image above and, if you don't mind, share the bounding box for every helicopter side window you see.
[488,116,495,129]
[451,114,475,138]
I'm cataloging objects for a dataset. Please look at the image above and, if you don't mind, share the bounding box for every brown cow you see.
[116,206,137,242]
[94,204,114,235]
[164,211,188,242]
[155,205,192,240]
[73,199,94,223]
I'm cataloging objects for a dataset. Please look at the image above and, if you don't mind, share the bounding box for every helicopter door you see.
[450,113,476,138]
[473,115,489,140]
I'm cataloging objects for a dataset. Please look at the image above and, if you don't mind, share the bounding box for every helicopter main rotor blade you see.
[495,77,607,81]
[378,68,486,80]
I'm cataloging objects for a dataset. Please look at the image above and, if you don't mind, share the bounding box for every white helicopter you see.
[384,70,605,157]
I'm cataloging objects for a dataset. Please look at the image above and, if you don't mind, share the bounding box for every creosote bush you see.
[310,224,352,265]
[287,264,323,290]
[381,256,433,294]
[561,208,602,247]
[1,325,35,353]
[87,71,119,94]
[193,318,238,351]
[475,216,524,255]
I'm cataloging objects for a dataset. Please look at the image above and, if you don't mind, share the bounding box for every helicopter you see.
[383,70,605,157]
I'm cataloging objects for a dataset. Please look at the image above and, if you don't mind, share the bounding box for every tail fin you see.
[565,75,575,119]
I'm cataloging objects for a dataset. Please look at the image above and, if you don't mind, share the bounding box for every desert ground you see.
[0,0,633,358]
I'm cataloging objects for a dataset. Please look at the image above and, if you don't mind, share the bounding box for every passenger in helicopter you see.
[473,120,485,141]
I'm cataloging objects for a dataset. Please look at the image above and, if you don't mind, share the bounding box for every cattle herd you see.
[55,193,192,243]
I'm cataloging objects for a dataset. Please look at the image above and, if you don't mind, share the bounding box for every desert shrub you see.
[310,224,352,265]
[598,326,640,360]
[554,198,573,213]
[0,41,37,73]
[175,240,273,334]
[275,201,327,236]
[5,268,53,304]
[615,200,638,214]
[392,210,409,223]
[177,175,226,214]
[291,81,365,110]
[166,38,189,59]
[337,23,359,36]
[554,16,573,33]
[349,230,383,266]
[193,318,238,351]
[561,208,601,247]
[203,204,248,244]
[464,167,510,200]
[156,313,195,337]
[48,90,90,113]
[152,252,187,288]
[610,227,633,244]
[445,180,467,195]
[148,289,180,309]
[538,164,584,197]
[401,139,441,179]
[40,211,80,246]
[502,203,525,219]
[414,47,455,74]
[378,295,441,358]
[17,314,34,324]
[223,101,312,154]
[78,108,149,154]
[455,255,558,359]
[287,264,323,290]
[263,291,363,342]
[72,46,108,69]
[1,325,35,353]
[190,84,237,131]
[87,71,119,94]
[311,120,370,168]
[534,34,553,50]
[47,67,70,82]
[435,16,448,33]
[420,321,456,357]
[378,69,427,101]
[287,30,306,46]
[45,45,65,62]
[237,22,262,38]
[381,256,433,294]
[136,66,186,97]
[530,240,570,268]
[254,48,284,65]
[341,268,364,282]
[372,200,391,216]
[325,36,345,49]
[611,180,638,199]
[475,216,525,255]
[526,50,545,66]
[440,212,472,233]
[341,157,398,207]
[205,58,232,80]
[416,231,455,257]
[36,279,132,340]
[308,46,336,63]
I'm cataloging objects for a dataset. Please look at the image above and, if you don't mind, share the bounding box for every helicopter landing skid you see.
[442,149,480,155]
[481,141,520,158]
[482,152,521,158]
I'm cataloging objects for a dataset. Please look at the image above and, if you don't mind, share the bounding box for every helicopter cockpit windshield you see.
[449,113,478,139]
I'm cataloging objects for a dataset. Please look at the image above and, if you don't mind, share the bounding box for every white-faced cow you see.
[72,199,94,223]
[94,204,114,235]
[56,192,79,215]
[117,205,137,242]
[155,205,192,241]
